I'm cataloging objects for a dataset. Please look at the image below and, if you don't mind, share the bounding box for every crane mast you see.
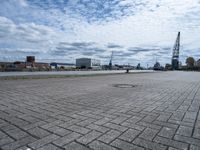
[172,32,180,70]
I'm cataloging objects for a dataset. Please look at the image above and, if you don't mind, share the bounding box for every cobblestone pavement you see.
[0,71,200,150]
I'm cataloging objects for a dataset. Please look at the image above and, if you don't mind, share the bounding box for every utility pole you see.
[109,51,113,70]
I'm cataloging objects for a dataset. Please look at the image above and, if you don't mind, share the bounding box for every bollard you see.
[126,69,129,73]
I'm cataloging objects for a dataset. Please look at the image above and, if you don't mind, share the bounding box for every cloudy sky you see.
[0,0,200,66]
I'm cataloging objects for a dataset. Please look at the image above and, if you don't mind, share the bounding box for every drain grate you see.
[113,84,137,88]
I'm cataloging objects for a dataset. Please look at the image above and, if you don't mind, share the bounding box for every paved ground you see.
[0,70,153,77]
[0,71,200,150]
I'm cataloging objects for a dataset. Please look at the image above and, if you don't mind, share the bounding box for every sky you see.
[0,0,200,66]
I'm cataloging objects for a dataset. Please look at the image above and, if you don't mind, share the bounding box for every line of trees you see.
[185,57,200,71]
[164,57,200,71]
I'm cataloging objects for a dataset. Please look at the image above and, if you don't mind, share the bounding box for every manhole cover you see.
[113,84,137,88]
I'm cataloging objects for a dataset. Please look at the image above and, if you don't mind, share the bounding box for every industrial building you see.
[50,62,75,69]
[195,59,200,67]
[76,58,101,69]
[0,56,49,71]
[26,56,35,68]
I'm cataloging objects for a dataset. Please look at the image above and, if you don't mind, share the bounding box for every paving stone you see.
[67,125,91,135]
[110,116,128,124]
[86,124,110,133]
[53,132,81,147]
[195,121,200,129]
[119,128,140,142]
[190,145,200,150]
[54,114,72,122]
[37,143,62,150]
[174,134,200,146]
[77,130,102,144]
[2,136,36,150]
[94,117,112,125]
[184,111,198,120]
[82,113,102,120]
[89,140,117,150]
[0,136,14,146]
[193,128,200,139]
[142,115,158,123]
[28,134,59,149]
[28,127,50,138]
[15,146,30,150]
[139,128,159,141]
[121,122,145,131]
[176,125,193,137]
[154,135,189,149]
[182,118,196,124]
[76,118,97,127]
[46,126,72,136]
[6,129,28,140]
[64,142,91,150]
[111,139,144,150]
[168,147,179,150]
[133,138,167,150]
[22,121,47,130]
[153,120,178,129]
[68,113,88,120]
[58,119,81,128]
[103,122,127,132]
[0,131,7,139]
[98,130,121,144]
[136,121,162,130]
[126,116,143,123]
[1,124,19,132]
[158,127,176,139]
[168,119,194,127]
[41,120,64,129]
[170,112,185,121]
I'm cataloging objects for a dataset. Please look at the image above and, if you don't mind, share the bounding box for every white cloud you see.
[18,0,28,7]
[0,0,200,65]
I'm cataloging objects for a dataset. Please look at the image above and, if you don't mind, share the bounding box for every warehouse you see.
[76,58,101,69]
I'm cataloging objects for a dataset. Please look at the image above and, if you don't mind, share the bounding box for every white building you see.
[194,59,200,67]
[76,58,101,69]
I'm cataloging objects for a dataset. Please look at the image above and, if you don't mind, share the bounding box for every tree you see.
[165,63,172,70]
[186,57,195,68]
[154,62,162,70]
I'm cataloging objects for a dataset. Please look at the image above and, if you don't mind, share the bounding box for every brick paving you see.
[0,71,200,150]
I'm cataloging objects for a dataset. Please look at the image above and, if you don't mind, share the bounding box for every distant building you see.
[136,63,141,70]
[195,59,200,67]
[26,56,35,68]
[14,61,26,69]
[25,56,49,69]
[34,62,49,69]
[14,61,49,69]
[26,56,35,63]
[50,63,75,69]
[0,57,49,71]
[0,62,15,71]
[76,58,101,69]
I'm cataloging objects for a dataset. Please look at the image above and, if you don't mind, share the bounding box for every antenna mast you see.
[109,51,113,70]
